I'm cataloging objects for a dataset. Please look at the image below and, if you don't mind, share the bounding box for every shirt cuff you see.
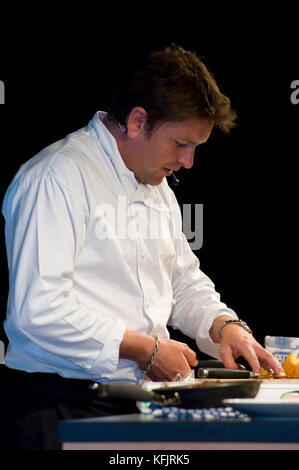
[87,319,126,380]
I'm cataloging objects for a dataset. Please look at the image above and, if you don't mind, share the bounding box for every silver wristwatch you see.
[218,319,253,337]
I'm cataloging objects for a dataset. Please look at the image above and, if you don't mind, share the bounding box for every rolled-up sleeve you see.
[3,171,126,379]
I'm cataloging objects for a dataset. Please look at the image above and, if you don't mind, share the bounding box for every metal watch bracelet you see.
[217,319,253,338]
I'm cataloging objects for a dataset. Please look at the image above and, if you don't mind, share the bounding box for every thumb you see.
[184,346,199,367]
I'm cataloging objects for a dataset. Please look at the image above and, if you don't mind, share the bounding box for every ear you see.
[126,107,148,138]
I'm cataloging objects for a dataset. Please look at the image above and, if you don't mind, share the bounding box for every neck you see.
[102,115,134,173]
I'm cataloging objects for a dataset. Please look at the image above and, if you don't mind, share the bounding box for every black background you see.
[0,8,298,357]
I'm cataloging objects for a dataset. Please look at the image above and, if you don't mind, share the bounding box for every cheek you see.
[157,144,176,163]
[149,147,166,165]
[145,140,176,167]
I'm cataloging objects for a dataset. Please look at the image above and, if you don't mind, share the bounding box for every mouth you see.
[163,166,181,176]
[162,168,173,176]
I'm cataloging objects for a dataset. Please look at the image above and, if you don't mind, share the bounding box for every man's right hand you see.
[119,330,198,381]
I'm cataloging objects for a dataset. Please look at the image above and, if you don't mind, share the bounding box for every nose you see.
[177,148,195,169]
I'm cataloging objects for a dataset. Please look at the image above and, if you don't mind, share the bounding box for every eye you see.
[174,140,196,150]
[175,140,187,148]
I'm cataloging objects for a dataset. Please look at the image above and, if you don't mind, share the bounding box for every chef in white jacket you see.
[0,44,284,449]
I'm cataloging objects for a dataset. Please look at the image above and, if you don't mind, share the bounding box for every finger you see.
[182,345,199,367]
[219,343,240,369]
[257,349,286,377]
[234,343,262,374]
[171,340,199,367]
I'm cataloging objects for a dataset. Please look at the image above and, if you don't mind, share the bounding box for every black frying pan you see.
[91,380,261,408]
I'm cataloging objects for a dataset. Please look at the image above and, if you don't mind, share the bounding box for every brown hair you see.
[107,43,237,134]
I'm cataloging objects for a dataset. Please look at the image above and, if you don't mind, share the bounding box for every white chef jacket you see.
[2,111,237,383]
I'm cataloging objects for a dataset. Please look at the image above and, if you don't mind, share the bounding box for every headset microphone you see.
[171,172,180,186]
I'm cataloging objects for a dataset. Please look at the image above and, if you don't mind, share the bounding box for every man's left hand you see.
[209,316,286,376]
[219,323,285,376]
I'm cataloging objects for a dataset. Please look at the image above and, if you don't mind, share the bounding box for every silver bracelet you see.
[143,336,160,376]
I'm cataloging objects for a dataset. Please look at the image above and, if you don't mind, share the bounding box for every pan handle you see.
[89,382,163,403]
[90,382,181,406]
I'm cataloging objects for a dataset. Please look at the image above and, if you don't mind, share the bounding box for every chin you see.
[147,177,164,186]
[138,174,162,186]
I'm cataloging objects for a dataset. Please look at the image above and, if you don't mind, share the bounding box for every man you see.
[0,44,284,449]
